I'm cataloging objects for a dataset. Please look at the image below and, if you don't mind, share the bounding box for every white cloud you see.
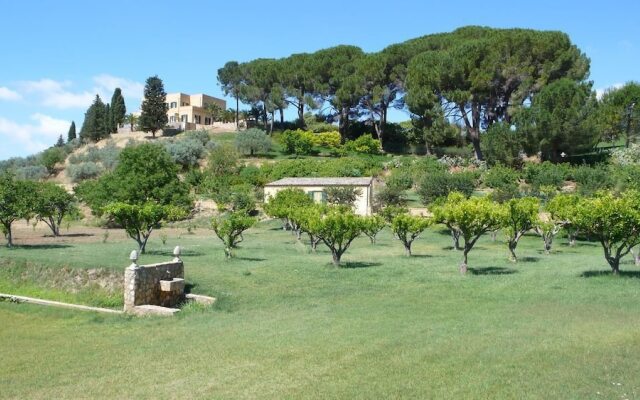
[596,83,624,100]
[0,114,70,155]
[16,75,144,110]
[93,74,144,100]
[0,87,21,101]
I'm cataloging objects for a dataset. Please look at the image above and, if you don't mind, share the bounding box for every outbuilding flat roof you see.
[265,177,373,187]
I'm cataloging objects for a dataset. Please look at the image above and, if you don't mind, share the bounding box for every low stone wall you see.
[124,255,184,311]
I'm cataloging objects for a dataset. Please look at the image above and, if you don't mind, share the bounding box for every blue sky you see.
[0,0,638,160]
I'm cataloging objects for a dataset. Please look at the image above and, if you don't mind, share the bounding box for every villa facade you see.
[165,93,226,130]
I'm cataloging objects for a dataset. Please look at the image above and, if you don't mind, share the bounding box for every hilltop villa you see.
[165,92,226,130]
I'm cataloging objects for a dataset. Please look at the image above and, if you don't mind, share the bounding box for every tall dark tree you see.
[55,135,65,147]
[281,53,318,127]
[110,87,127,133]
[139,76,168,138]
[67,121,76,142]
[598,82,640,146]
[217,61,244,130]
[80,95,109,142]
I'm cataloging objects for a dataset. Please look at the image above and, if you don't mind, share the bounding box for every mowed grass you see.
[1,220,640,399]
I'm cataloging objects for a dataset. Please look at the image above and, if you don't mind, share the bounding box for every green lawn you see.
[1,220,640,399]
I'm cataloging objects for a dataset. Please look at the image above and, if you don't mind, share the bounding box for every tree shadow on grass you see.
[13,244,72,250]
[341,261,382,269]
[236,257,266,262]
[410,254,434,259]
[580,270,640,279]
[184,282,197,294]
[468,267,517,276]
[520,256,540,263]
[145,249,205,257]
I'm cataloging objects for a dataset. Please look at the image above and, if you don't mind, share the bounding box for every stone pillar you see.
[123,250,139,312]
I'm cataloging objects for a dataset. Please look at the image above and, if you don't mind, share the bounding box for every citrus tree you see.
[304,208,365,267]
[573,191,640,274]
[211,211,256,258]
[503,197,540,261]
[33,182,79,237]
[545,193,581,246]
[103,202,186,253]
[432,192,465,250]
[263,188,313,238]
[0,173,35,247]
[438,193,505,273]
[391,213,433,256]
[362,215,386,245]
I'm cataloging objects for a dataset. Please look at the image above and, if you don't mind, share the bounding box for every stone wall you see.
[124,257,184,311]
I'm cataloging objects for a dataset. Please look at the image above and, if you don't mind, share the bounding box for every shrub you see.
[417,171,477,205]
[238,165,268,187]
[610,144,640,166]
[523,161,568,190]
[303,113,336,133]
[483,165,521,202]
[279,129,316,155]
[386,169,413,191]
[314,131,342,149]
[573,164,613,196]
[374,185,408,208]
[207,144,239,177]
[345,134,380,154]
[67,162,103,182]
[481,122,523,168]
[164,138,205,169]
[235,128,271,156]
[14,165,48,181]
[184,130,211,146]
[266,157,382,181]
[68,143,120,170]
[614,165,640,191]
[40,147,66,175]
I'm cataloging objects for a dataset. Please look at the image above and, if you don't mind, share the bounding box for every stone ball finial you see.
[173,246,181,257]
[129,250,139,262]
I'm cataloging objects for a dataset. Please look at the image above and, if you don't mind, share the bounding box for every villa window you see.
[205,117,211,125]
[181,115,187,122]
[194,115,201,124]
[308,191,327,203]
[170,102,177,108]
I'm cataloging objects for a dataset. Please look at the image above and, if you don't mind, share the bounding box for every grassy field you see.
[1,220,640,399]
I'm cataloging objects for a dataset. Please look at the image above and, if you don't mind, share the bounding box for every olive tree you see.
[103,202,185,253]
[391,213,432,256]
[235,128,272,156]
[503,197,540,262]
[0,173,35,247]
[573,191,640,274]
[438,193,505,273]
[211,211,256,258]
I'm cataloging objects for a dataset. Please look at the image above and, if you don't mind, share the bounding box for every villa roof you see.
[265,177,373,187]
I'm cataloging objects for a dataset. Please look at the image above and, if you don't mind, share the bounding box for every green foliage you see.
[523,162,568,191]
[164,138,205,169]
[68,143,120,170]
[264,188,314,228]
[279,129,316,155]
[103,202,186,253]
[265,157,382,181]
[502,197,540,261]
[138,76,168,137]
[235,128,272,156]
[0,173,36,247]
[13,165,48,181]
[80,95,109,142]
[207,144,239,177]
[438,193,505,272]
[610,144,640,166]
[573,191,640,273]
[109,88,126,133]
[303,113,336,133]
[379,205,409,224]
[184,130,211,146]
[76,143,191,214]
[598,82,640,144]
[391,213,433,256]
[416,171,477,205]
[67,121,77,142]
[572,164,613,196]
[211,211,256,258]
[361,215,386,244]
[301,207,365,266]
[482,165,520,202]
[33,182,78,236]
[67,162,103,183]
[481,123,523,168]
[314,131,342,149]
[324,186,362,207]
[345,134,381,155]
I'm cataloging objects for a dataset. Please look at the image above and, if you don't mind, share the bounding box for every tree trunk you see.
[369,235,376,245]
[404,242,412,257]
[508,241,518,262]
[279,108,284,124]
[460,248,469,274]
[235,96,240,130]
[225,246,232,258]
[332,251,341,267]
[451,229,461,250]
[5,225,13,248]
[544,236,552,255]
[609,258,620,274]
[338,106,350,140]
[297,97,305,128]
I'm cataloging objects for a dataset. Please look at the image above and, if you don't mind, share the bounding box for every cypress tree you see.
[55,135,65,147]
[80,95,109,142]
[110,88,126,133]
[67,121,76,142]
[139,76,168,138]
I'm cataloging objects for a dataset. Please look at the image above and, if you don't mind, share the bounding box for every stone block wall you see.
[124,260,184,311]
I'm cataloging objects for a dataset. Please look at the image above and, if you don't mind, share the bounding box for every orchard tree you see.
[573,191,640,274]
[304,208,365,267]
[33,182,78,236]
[362,215,386,245]
[264,188,314,237]
[235,128,271,156]
[0,173,36,247]
[139,76,168,138]
[103,202,185,253]
[439,193,505,273]
[40,147,65,175]
[67,121,77,142]
[503,197,540,262]
[211,211,256,258]
[546,193,581,246]
[534,220,563,255]
[324,186,362,208]
[391,213,432,256]
[432,191,466,250]
[109,88,126,133]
